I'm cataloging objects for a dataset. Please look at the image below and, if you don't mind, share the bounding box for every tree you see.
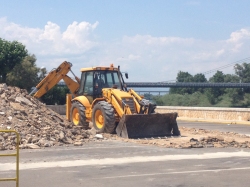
[192,73,207,93]
[193,73,207,82]
[176,71,193,82]
[205,71,225,104]
[234,63,250,92]
[38,66,47,81]
[223,74,239,83]
[169,71,194,94]
[152,95,164,106]
[222,74,244,106]
[41,86,70,105]
[143,93,153,100]
[0,38,28,83]
[209,71,224,82]
[6,55,41,91]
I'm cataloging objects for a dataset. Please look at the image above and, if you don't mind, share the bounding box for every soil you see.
[103,126,250,149]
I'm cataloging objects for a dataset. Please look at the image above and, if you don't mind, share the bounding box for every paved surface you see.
[1,121,250,187]
[178,120,250,136]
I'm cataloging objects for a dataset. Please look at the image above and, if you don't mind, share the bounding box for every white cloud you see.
[227,29,250,43]
[39,21,61,41]
[224,29,250,53]
[1,17,250,82]
[216,49,225,56]
[0,17,99,56]
[98,32,250,81]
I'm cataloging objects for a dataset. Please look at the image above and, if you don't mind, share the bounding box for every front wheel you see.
[92,101,116,133]
[70,101,89,129]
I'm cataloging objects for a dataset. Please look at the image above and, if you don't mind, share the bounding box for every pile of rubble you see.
[0,84,100,150]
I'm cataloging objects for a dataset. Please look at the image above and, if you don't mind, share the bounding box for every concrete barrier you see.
[156,106,250,123]
[46,105,250,123]
[47,105,66,115]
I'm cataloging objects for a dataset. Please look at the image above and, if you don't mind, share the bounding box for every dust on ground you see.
[103,126,250,149]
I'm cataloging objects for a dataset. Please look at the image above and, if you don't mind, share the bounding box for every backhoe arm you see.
[31,61,80,98]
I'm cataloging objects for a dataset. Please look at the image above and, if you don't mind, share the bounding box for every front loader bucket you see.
[116,112,180,139]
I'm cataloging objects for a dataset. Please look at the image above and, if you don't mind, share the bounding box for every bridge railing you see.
[126,82,250,88]
[57,81,250,88]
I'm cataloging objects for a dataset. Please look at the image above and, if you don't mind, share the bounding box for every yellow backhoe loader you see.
[30,61,180,138]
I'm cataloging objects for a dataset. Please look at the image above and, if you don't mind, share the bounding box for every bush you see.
[153,92,211,107]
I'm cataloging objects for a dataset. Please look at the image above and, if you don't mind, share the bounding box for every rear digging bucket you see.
[116,112,180,138]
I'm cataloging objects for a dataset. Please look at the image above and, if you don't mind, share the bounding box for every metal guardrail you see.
[0,130,19,187]
[136,90,169,95]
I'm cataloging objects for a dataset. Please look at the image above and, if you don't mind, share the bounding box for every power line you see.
[162,57,250,82]
[202,57,250,75]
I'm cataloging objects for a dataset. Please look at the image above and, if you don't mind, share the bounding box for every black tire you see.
[70,101,89,129]
[92,101,116,133]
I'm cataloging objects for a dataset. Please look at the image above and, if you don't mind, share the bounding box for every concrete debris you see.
[74,142,83,146]
[0,84,100,150]
[95,134,104,139]
[26,143,41,149]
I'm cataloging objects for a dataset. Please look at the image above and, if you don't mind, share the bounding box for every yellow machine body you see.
[31,61,180,138]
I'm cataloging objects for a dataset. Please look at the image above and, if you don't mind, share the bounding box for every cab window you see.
[106,72,121,89]
[83,72,93,95]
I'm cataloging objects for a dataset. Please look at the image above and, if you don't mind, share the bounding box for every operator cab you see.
[78,69,126,103]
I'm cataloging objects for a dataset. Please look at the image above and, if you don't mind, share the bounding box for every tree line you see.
[150,64,250,107]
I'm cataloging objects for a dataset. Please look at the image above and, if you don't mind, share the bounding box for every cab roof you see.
[80,64,119,72]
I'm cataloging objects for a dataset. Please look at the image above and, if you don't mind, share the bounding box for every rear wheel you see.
[71,101,89,129]
[92,101,116,133]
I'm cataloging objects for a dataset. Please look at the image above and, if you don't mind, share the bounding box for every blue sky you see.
[1,0,250,81]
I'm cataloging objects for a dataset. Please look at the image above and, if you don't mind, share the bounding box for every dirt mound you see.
[0,84,100,150]
[103,126,250,149]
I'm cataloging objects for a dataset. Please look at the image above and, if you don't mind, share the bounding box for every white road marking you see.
[93,167,250,179]
[194,164,205,167]
[1,151,250,171]
[13,145,143,153]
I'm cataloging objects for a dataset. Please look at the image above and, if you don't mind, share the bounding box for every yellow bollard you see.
[0,130,19,187]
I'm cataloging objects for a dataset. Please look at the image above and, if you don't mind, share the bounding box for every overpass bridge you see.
[58,82,250,88]
[57,82,250,95]
[126,82,250,95]
[126,82,250,88]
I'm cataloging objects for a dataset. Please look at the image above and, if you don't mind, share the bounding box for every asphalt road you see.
[1,121,250,187]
